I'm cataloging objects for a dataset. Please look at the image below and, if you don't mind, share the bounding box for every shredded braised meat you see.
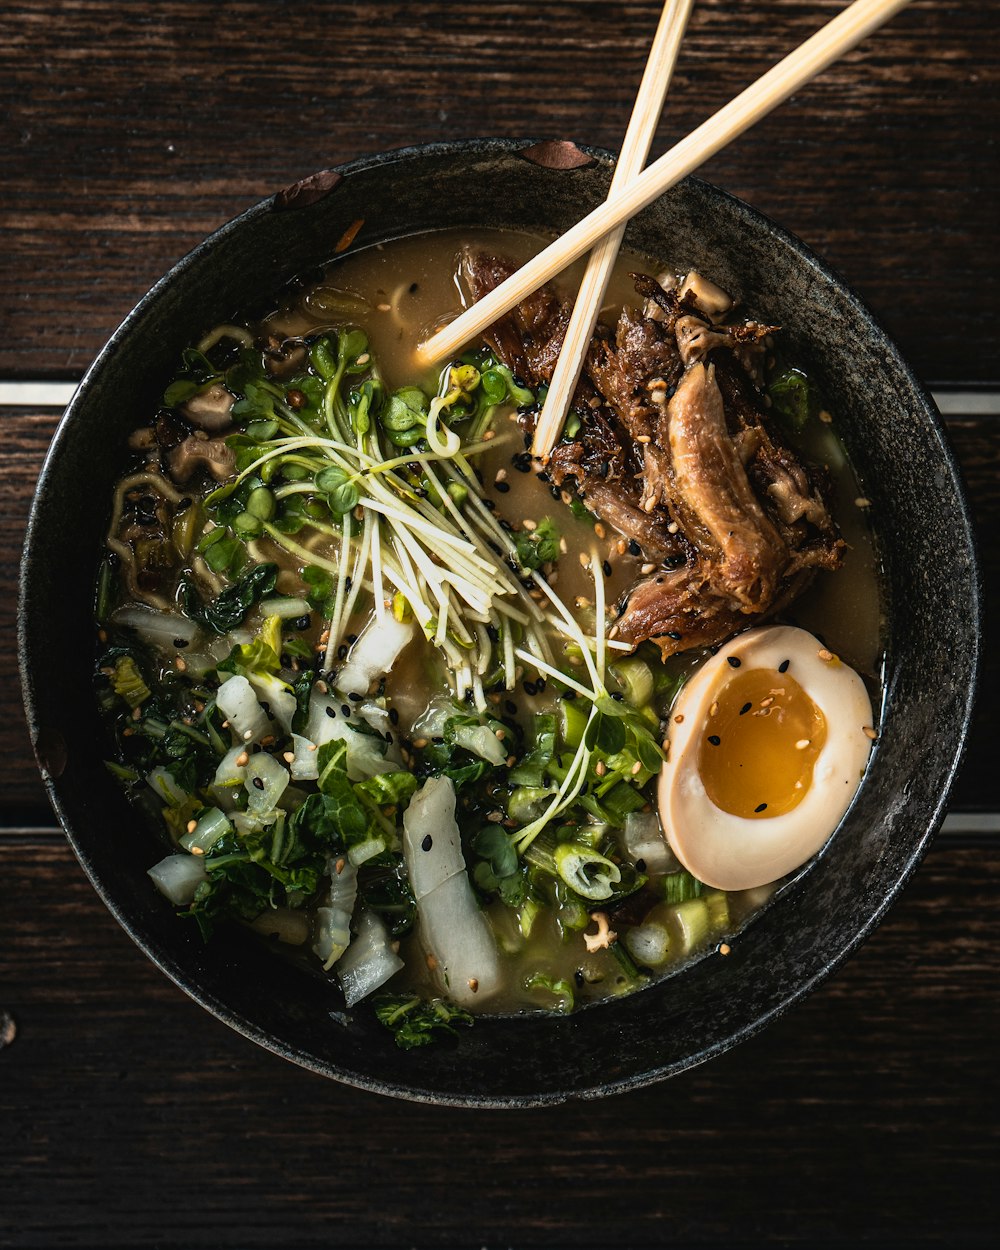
[461,250,844,658]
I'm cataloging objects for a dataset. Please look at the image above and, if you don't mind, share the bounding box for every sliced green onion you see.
[553,843,621,902]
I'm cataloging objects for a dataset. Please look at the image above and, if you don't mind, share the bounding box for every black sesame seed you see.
[173,638,190,649]
[778,659,790,673]
[337,644,348,660]
[754,802,768,813]
[513,452,532,473]
[505,700,518,716]
[550,484,562,500]
[338,704,350,717]
[727,656,742,668]
[409,281,419,294]
[537,470,551,483]
[636,858,647,874]
[348,692,362,702]
[666,630,682,641]
[602,559,612,577]
[610,692,624,703]
[628,539,642,556]
[252,777,265,790]
[523,680,538,696]
[708,734,721,746]
[389,707,400,726]
[739,702,752,716]
[344,576,353,591]
[325,706,337,718]
[291,614,311,631]
[495,480,510,494]
[574,969,585,988]
[346,634,358,644]
[421,834,433,852]
[483,499,496,512]
[562,689,577,700]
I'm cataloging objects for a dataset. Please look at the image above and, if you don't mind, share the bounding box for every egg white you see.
[658,625,874,891]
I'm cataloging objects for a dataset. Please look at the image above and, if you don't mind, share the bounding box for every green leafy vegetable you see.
[315,740,376,846]
[525,972,574,1013]
[163,348,220,407]
[513,517,561,571]
[354,772,419,807]
[373,994,474,1050]
[181,563,278,634]
[111,655,150,708]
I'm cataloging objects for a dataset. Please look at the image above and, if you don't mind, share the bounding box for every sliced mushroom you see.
[678,271,733,321]
[168,435,236,484]
[182,383,234,431]
[263,337,308,379]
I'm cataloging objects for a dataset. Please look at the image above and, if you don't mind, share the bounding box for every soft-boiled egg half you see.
[658,625,875,891]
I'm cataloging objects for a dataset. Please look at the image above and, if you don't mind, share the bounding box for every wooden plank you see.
[0,836,996,1246]
[1,0,997,383]
[2,407,997,822]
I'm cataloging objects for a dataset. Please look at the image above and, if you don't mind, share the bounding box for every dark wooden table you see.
[2,3,997,1246]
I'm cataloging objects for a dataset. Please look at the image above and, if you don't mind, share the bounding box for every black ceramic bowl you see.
[19,139,980,1106]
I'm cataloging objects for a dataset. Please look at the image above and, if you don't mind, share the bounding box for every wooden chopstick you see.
[531,0,695,460]
[417,0,912,371]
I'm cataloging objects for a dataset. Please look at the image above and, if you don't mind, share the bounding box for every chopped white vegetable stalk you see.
[146,766,187,807]
[403,776,467,900]
[258,596,311,620]
[403,777,501,1006]
[246,672,296,734]
[244,750,289,815]
[112,605,199,651]
[337,909,404,1007]
[211,745,249,810]
[148,853,208,905]
[216,675,270,744]
[335,613,415,697]
[312,857,358,970]
[289,732,320,781]
[303,689,398,780]
[623,811,677,875]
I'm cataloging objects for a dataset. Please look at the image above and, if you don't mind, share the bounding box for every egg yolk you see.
[697,667,827,819]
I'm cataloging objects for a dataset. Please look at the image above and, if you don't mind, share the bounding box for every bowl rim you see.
[18,136,983,1107]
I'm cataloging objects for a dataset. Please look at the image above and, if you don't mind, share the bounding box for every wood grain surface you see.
[2,2,998,1247]
[1,0,997,383]
[1,836,996,1247]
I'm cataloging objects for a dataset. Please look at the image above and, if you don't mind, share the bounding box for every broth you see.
[95,227,883,1039]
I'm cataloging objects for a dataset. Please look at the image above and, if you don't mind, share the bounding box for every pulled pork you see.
[462,250,844,658]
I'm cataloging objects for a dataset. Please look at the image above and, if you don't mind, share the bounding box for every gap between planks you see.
[2,382,1000,414]
[3,813,998,840]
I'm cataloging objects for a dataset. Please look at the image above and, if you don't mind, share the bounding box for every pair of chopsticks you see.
[417,0,913,459]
